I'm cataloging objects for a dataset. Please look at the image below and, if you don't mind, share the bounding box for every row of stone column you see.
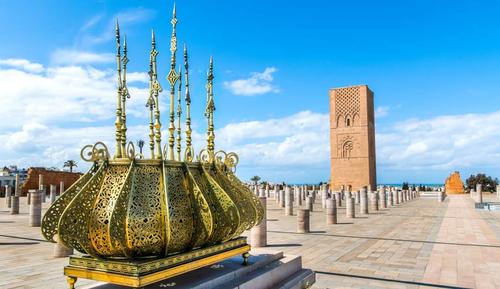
[250,185,420,247]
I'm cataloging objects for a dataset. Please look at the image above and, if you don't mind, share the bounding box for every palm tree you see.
[250,175,261,185]
[137,139,145,158]
[63,160,78,173]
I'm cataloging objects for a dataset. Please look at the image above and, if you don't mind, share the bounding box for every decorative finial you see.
[120,35,130,155]
[147,30,156,159]
[176,67,182,161]
[166,4,180,160]
[150,29,163,159]
[184,44,193,162]
[114,19,123,158]
[205,56,215,161]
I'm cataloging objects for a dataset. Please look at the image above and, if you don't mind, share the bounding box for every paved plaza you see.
[1,193,500,289]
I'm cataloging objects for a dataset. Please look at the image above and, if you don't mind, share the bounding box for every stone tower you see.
[329,85,376,191]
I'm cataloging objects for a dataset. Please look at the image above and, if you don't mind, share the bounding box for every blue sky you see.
[0,0,499,184]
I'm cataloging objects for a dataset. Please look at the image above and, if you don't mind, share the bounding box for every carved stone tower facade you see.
[329,85,376,191]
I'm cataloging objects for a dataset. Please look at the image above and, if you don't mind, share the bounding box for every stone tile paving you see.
[1,193,500,289]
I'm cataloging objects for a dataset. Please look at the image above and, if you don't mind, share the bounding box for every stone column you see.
[259,188,265,198]
[470,189,476,200]
[285,190,293,216]
[380,189,387,208]
[265,184,270,198]
[10,196,19,214]
[279,190,285,208]
[29,190,42,227]
[15,174,20,197]
[438,190,444,202]
[297,209,310,233]
[346,196,355,218]
[497,185,500,200]
[326,198,337,224]
[27,190,31,205]
[5,185,12,208]
[60,181,65,196]
[476,184,483,203]
[370,191,379,211]
[250,197,267,247]
[305,196,313,212]
[50,185,57,203]
[355,190,360,204]
[388,189,394,206]
[360,187,368,215]
[396,190,401,204]
[53,234,74,258]
[335,192,342,208]
[39,174,46,203]
[321,188,327,209]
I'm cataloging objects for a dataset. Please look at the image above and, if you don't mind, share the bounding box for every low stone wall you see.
[20,167,82,196]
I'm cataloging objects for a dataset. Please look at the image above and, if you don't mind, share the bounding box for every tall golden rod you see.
[146,30,156,159]
[121,35,130,155]
[176,67,182,161]
[183,45,193,161]
[205,56,215,161]
[151,29,163,159]
[166,4,180,160]
[114,20,123,159]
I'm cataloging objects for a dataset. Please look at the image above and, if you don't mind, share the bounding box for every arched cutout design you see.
[342,141,353,158]
[345,114,352,127]
[336,115,343,127]
[352,114,359,126]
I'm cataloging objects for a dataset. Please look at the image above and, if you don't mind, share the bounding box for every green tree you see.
[466,174,498,192]
[250,175,261,185]
[137,139,145,157]
[63,160,78,173]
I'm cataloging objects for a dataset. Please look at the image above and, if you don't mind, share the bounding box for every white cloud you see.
[50,49,114,65]
[0,58,44,73]
[375,106,390,118]
[0,58,151,130]
[224,67,279,96]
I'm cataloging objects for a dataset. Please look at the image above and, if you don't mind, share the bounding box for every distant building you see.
[329,85,377,191]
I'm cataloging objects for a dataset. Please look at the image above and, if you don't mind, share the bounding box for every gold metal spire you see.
[114,19,123,159]
[166,3,180,161]
[151,29,163,159]
[205,56,215,161]
[183,44,193,162]
[120,35,130,155]
[146,30,156,159]
[176,67,182,161]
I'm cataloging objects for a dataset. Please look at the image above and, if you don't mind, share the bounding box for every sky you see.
[0,0,499,184]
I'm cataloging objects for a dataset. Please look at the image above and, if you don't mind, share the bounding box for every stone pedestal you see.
[60,181,65,196]
[265,185,270,198]
[50,184,57,203]
[346,197,355,218]
[370,192,378,211]
[305,196,313,212]
[39,174,46,203]
[360,187,368,215]
[5,185,12,208]
[297,209,310,233]
[27,191,31,205]
[476,184,483,203]
[335,192,342,208]
[29,190,42,227]
[10,196,19,214]
[15,174,20,197]
[259,188,265,198]
[285,190,293,216]
[279,190,285,208]
[54,234,74,257]
[297,188,303,206]
[251,197,267,247]
[396,190,401,204]
[355,190,360,204]
[380,190,387,208]
[326,198,337,225]
[438,190,444,202]
[388,190,394,206]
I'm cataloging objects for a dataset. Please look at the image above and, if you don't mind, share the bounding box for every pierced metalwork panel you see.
[164,165,194,254]
[89,164,130,257]
[126,164,164,257]
[42,167,94,242]
[201,164,239,243]
[109,163,134,258]
[227,170,264,226]
[59,163,107,255]
[210,166,254,238]
[187,165,228,244]
[184,164,212,248]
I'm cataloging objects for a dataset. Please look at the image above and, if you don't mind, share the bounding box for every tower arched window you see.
[342,141,353,158]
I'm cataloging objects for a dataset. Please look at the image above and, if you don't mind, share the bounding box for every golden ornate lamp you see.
[41,5,264,288]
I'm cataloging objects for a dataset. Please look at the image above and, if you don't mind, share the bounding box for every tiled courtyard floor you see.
[1,193,499,289]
